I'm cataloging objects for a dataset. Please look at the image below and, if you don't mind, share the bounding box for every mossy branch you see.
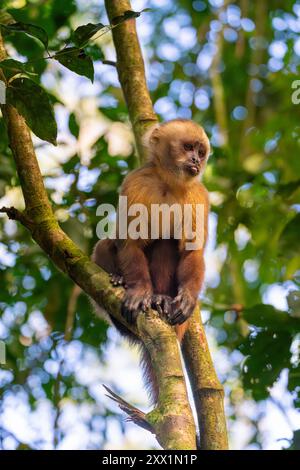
[104,0,158,164]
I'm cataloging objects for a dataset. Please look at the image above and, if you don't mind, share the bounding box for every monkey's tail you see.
[111,317,189,406]
[139,321,190,405]
[109,316,159,405]
[140,344,159,405]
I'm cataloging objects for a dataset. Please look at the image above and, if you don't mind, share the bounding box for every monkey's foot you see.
[169,288,196,325]
[121,289,152,324]
[151,294,173,318]
[103,385,154,434]
[109,273,127,288]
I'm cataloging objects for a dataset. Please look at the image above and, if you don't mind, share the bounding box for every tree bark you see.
[104,0,158,163]
[0,30,196,450]
[104,0,229,450]
[182,307,228,449]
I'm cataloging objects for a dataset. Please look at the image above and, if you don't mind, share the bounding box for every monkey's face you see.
[179,140,208,177]
[150,120,210,180]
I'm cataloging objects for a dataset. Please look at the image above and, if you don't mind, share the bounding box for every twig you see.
[103,385,154,433]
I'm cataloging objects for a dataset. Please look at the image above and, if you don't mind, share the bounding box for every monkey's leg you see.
[148,240,179,318]
[92,239,126,287]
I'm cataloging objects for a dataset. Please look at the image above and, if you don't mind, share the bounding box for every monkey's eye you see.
[198,143,207,159]
[184,143,194,151]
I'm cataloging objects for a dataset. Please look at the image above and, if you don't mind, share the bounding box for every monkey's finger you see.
[162,298,172,316]
[154,302,163,316]
[177,313,188,325]
[152,295,163,315]
[169,309,183,325]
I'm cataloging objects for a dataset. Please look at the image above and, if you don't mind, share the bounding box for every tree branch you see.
[104,0,158,164]
[0,30,196,450]
[182,306,228,449]
[104,0,229,449]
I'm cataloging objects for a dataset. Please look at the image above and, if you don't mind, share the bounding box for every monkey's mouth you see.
[185,163,201,176]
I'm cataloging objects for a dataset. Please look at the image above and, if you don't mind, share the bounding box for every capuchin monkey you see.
[92,119,210,403]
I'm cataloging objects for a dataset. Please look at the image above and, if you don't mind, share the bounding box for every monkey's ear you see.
[143,124,161,148]
[149,125,161,144]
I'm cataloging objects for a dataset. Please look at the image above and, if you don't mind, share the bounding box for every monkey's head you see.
[146,119,210,181]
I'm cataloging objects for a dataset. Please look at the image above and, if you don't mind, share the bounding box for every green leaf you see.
[0,58,34,80]
[243,304,300,332]
[111,10,141,25]
[6,77,57,145]
[0,21,49,49]
[239,330,292,400]
[73,22,106,47]
[288,366,300,409]
[68,112,79,138]
[55,47,94,82]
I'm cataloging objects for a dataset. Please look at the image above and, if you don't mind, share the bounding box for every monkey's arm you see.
[170,249,205,325]
[118,240,153,323]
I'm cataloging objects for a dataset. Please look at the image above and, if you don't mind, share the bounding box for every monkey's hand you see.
[151,294,173,318]
[169,288,196,325]
[121,288,152,324]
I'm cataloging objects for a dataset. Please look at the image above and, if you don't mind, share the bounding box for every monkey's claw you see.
[169,289,196,325]
[151,294,173,318]
[121,289,152,324]
[109,273,127,288]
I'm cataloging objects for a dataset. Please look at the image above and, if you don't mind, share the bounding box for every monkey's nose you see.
[191,156,199,165]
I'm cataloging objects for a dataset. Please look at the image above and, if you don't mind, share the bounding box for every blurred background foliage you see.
[0,0,300,450]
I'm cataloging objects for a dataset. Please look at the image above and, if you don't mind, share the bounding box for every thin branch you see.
[103,385,155,434]
[65,284,81,341]
[210,24,229,148]
[0,206,34,230]
[240,0,268,159]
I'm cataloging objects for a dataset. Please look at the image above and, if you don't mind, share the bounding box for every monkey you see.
[92,119,210,403]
